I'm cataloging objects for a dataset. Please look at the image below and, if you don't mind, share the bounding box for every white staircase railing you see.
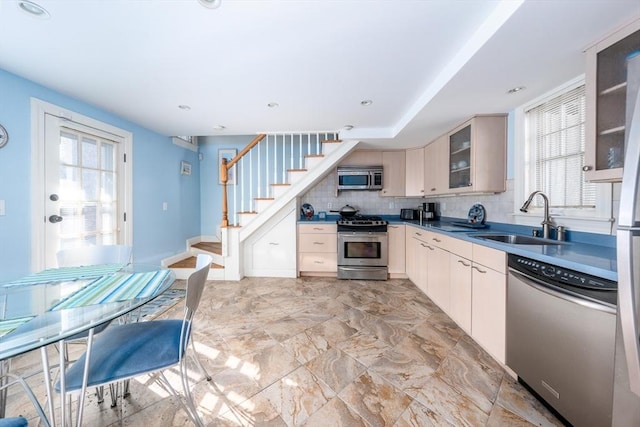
[222,132,339,226]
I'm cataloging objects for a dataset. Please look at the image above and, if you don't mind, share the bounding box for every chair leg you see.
[190,340,211,381]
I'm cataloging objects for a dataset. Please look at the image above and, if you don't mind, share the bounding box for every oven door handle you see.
[509,269,616,315]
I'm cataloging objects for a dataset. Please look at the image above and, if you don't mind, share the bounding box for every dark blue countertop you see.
[299,215,617,281]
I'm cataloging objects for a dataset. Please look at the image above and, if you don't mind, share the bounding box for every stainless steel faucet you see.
[520,191,554,239]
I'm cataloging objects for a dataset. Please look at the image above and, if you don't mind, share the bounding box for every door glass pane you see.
[82,169,99,200]
[59,166,80,201]
[54,127,119,252]
[101,172,116,202]
[101,143,115,171]
[83,204,97,237]
[60,132,78,165]
[82,137,98,168]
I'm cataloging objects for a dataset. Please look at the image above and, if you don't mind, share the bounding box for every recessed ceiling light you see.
[507,86,526,94]
[360,100,373,106]
[178,105,191,110]
[343,125,354,130]
[267,102,279,108]
[198,0,222,9]
[212,125,226,130]
[18,0,50,18]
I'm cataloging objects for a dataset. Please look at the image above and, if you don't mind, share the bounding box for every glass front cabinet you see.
[585,20,640,182]
[447,115,507,194]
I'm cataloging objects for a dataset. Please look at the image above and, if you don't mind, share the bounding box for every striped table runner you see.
[2,264,128,288]
[49,269,172,310]
[0,316,36,338]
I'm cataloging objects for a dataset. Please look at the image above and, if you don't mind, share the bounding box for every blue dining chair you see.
[56,244,133,404]
[0,371,50,427]
[56,254,212,426]
[0,417,27,427]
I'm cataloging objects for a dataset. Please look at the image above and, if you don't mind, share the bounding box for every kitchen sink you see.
[472,233,568,245]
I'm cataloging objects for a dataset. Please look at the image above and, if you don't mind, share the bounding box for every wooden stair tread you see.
[237,211,258,214]
[287,168,307,172]
[169,256,223,269]
[305,154,324,158]
[254,197,275,201]
[192,241,222,254]
[270,183,291,187]
[322,139,342,143]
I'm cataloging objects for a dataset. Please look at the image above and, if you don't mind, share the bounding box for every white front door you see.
[32,100,132,271]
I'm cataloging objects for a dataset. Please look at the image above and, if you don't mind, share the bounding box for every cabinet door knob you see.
[582,165,593,171]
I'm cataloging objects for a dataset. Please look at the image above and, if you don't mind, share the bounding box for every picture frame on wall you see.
[180,161,192,176]
[218,148,237,185]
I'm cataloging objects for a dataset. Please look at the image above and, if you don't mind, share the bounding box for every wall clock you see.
[0,124,8,148]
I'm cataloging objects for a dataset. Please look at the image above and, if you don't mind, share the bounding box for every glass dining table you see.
[0,263,175,424]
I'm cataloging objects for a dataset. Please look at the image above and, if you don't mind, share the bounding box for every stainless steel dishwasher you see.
[507,255,617,427]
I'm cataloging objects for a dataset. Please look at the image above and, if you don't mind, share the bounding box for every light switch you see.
[162,202,168,211]
[0,200,4,216]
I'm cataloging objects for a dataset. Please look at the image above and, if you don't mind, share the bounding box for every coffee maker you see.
[422,202,438,221]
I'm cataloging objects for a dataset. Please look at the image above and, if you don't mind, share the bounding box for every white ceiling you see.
[1,0,639,149]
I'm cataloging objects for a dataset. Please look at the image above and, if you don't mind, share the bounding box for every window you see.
[514,77,613,233]
[524,84,596,209]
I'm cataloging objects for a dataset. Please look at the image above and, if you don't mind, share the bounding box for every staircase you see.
[166,132,359,280]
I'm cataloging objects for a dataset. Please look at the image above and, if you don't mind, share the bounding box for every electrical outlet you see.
[162,202,168,211]
[388,201,394,209]
[0,200,5,216]
[327,202,332,209]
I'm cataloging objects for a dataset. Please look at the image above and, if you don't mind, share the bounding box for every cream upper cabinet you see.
[380,151,406,197]
[339,150,383,166]
[447,115,507,194]
[388,224,406,275]
[405,147,425,197]
[585,19,640,182]
[424,135,448,196]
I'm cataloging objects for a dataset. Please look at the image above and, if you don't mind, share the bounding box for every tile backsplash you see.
[300,171,515,222]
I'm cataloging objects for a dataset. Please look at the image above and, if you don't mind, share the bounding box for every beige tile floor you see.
[5,277,564,426]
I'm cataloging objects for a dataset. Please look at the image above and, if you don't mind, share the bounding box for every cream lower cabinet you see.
[297,223,337,275]
[406,227,429,294]
[449,253,472,334]
[245,206,297,277]
[404,225,506,364]
[388,224,406,276]
[470,244,507,364]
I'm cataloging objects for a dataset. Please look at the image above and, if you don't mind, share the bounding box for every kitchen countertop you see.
[299,215,617,281]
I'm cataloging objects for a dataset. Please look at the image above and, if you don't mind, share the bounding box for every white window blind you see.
[525,84,596,209]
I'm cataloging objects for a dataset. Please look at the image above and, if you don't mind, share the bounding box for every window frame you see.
[513,75,614,234]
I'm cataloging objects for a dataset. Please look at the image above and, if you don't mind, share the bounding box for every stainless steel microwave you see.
[337,166,383,191]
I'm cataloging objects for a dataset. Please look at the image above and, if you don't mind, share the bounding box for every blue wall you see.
[199,135,252,236]
[0,69,201,281]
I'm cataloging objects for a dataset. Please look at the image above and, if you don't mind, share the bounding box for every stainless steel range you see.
[336,215,388,280]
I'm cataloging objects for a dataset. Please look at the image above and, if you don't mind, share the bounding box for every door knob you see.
[49,215,63,223]
[49,194,59,201]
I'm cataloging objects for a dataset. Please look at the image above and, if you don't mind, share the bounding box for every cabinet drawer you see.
[298,233,337,253]
[448,237,472,259]
[299,253,337,272]
[472,244,506,274]
[298,223,337,234]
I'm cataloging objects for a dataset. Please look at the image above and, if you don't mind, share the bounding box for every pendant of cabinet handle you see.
[457,259,471,267]
[313,242,324,245]
[472,265,487,274]
[269,242,280,246]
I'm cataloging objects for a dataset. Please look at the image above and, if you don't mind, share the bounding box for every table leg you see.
[40,346,56,427]
[0,359,9,418]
